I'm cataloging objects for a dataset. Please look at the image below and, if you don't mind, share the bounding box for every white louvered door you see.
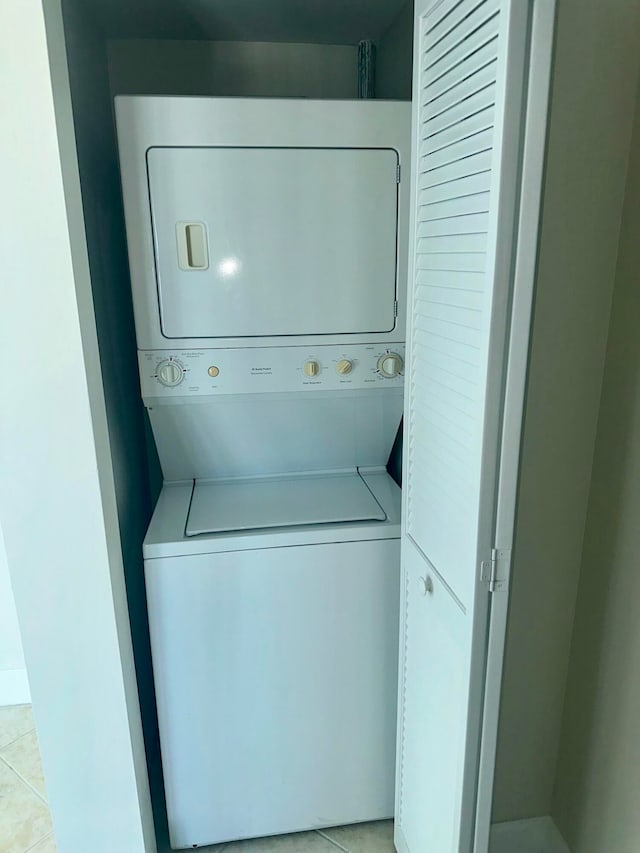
[396,1,535,851]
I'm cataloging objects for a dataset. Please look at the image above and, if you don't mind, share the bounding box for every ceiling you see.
[86,0,409,44]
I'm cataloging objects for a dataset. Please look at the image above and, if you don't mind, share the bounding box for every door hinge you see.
[480,547,511,593]
[394,299,398,318]
[396,164,401,183]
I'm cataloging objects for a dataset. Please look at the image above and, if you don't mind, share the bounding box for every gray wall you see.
[492,0,640,822]
[108,39,357,98]
[376,0,412,100]
[62,0,159,768]
[552,78,640,853]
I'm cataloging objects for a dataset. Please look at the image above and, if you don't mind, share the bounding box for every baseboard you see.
[0,668,31,706]
[490,816,570,853]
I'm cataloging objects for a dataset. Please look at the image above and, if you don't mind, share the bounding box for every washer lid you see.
[186,471,386,536]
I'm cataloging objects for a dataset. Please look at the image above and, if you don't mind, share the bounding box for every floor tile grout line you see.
[0,752,49,806]
[0,755,48,805]
[0,725,37,753]
[315,829,351,852]
[23,831,54,853]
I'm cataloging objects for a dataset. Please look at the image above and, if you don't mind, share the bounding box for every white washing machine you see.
[116,96,410,849]
[144,470,401,848]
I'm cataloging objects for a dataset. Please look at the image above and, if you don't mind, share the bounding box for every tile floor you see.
[0,705,55,853]
[190,820,395,852]
[1,704,393,853]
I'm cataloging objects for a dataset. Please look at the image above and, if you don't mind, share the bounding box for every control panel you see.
[139,344,405,398]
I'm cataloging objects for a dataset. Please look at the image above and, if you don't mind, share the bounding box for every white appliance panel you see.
[147,390,403,480]
[147,146,399,339]
[186,471,386,536]
[138,344,404,482]
[138,343,406,399]
[145,538,400,849]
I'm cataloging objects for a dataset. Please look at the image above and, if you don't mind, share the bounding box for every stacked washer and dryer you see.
[116,96,410,849]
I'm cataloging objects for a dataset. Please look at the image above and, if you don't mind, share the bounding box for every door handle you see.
[176,221,209,270]
[419,575,434,596]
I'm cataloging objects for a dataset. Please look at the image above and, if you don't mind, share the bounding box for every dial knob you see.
[304,360,320,377]
[157,359,184,387]
[336,359,353,376]
[377,352,404,378]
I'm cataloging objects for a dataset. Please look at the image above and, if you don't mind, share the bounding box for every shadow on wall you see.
[387,420,403,487]
[62,0,161,774]
[376,0,413,101]
[552,80,640,852]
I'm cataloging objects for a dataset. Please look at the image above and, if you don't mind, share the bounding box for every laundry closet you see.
[55,1,554,851]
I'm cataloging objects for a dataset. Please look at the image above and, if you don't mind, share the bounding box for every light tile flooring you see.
[189,820,395,853]
[0,705,55,853]
[1,704,393,853]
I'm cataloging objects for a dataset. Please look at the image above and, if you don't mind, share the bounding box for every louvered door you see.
[396,1,532,851]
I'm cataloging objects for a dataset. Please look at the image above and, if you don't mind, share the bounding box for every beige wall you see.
[492,0,640,822]
[552,79,640,853]
[108,39,357,98]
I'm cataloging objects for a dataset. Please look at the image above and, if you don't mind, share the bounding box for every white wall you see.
[0,1,154,850]
[0,523,30,706]
[552,76,640,853]
[108,39,357,98]
[492,0,640,822]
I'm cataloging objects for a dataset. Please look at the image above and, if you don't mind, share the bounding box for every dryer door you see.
[147,146,399,339]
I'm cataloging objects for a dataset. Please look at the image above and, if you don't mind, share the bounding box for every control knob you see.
[377,352,404,379]
[304,360,320,377]
[156,359,184,387]
[336,359,353,376]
